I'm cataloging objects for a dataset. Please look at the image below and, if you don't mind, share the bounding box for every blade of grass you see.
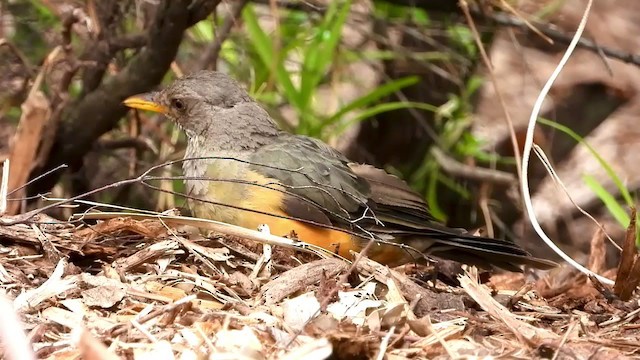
[426,164,446,221]
[583,174,630,227]
[242,5,301,109]
[326,76,420,126]
[437,171,471,199]
[298,0,352,110]
[333,101,438,137]
[538,117,633,207]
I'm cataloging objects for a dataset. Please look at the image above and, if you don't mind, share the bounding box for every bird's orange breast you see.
[237,210,410,265]
[238,211,360,258]
[189,169,359,259]
[189,169,408,264]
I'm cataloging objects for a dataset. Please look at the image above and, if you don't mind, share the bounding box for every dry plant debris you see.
[0,212,639,359]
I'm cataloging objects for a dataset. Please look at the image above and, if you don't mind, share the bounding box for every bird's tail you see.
[372,224,557,271]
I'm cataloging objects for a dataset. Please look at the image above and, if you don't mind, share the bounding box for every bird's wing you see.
[247,135,373,229]
[348,163,556,269]
[247,135,555,270]
[348,163,436,227]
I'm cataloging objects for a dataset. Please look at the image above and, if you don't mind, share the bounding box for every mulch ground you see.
[0,212,638,360]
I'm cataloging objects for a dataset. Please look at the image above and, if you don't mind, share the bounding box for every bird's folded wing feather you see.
[247,135,556,269]
[247,135,373,228]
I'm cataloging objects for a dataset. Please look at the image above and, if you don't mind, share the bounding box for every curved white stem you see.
[520,0,613,285]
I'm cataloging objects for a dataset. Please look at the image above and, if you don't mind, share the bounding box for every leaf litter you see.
[0,210,639,360]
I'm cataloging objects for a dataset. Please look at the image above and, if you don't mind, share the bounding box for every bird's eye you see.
[171,98,185,111]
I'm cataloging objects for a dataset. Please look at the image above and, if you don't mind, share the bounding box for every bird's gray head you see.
[124,70,276,139]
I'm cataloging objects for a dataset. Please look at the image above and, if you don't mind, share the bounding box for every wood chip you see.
[261,258,348,305]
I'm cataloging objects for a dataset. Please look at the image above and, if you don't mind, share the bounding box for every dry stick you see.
[260,0,640,69]
[458,272,556,345]
[2,158,271,222]
[283,238,379,351]
[588,275,616,302]
[0,161,167,225]
[374,325,396,360]
[76,211,339,261]
[130,320,158,342]
[495,5,613,77]
[460,0,523,190]
[430,147,515,185]
[618,258,640,301]
[6,165,68,197]
[3,158,218,224]
[497,0,552,44]
[0,159,9,215]
[507,282,534,309]
[551,320,578,360]
[487,10,639,68]
[532,145,619,251]
[614,211,639,300]
[517,0,614,285]
[111,295,196,337]
[478,183,494,238]
[424,316,457,358]
[387,325,411,349]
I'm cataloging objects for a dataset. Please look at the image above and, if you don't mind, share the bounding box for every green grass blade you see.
[426,164,446,221]
[326,76,420,126]
[538,117,633,206]
[242,6,301,109]
[332,101,438,137]
[436,172,470,199]
[299,0,352,111]
[242,7,273,72]
[583,174,630,227]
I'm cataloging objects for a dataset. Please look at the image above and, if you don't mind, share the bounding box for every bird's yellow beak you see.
[123,92,169,114]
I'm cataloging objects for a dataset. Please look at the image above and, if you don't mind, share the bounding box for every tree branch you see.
[29,0,221,197]
[255,0,640,68]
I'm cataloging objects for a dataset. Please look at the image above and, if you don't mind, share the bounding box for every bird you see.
[123,70,556,271]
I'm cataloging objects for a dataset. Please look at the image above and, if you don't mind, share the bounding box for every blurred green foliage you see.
[3,0,525,225]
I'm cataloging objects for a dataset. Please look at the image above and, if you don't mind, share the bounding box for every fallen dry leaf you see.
[6,90,51,215]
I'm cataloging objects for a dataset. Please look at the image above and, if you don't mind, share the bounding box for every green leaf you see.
[448,24,476,57]
[219,40,240,68]
[242,6,301,109]
[426,164,446,221]
[437,172,470,199]
[411,9,430,26]
[192,19,215,42]
[583,174,630,228]
[326,76,421,126]
[298,0,352,111]
[464,75,484,97]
